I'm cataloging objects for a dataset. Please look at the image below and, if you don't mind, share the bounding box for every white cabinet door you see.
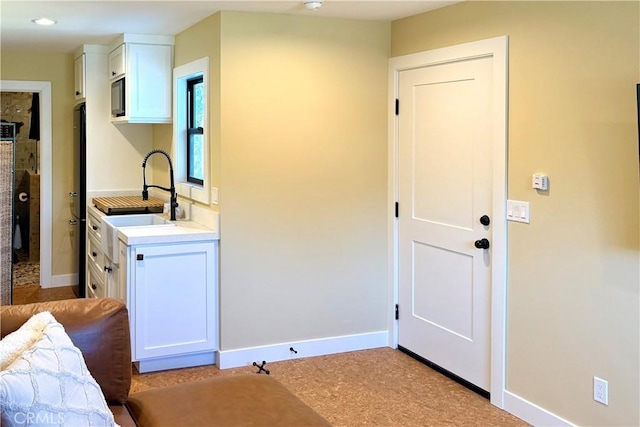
[132,242,217,360]
[126,43,173,123]
[108,44,126,80]
[105,261,120,300]
[118,241,128,304]
[74,54,86,100]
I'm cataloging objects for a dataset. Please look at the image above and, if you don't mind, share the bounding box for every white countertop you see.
[116,219,219,246]
[88,204,219,247]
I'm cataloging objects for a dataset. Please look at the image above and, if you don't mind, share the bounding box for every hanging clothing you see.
[29,92,40,141]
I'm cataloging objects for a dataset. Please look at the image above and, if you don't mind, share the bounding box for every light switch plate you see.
[211,187,219,205]
[507,200,530,223]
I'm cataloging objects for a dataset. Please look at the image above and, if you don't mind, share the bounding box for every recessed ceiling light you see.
[32,18,57,26]
[303,1,323,10]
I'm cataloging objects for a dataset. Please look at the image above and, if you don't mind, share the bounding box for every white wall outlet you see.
[594,376,609,405]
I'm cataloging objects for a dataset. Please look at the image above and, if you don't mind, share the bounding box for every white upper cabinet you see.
[108,34,174,124]
[74,53,86,101]
[108,44,126,80]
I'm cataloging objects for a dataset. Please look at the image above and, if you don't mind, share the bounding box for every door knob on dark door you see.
[480,215,490,226]
[474,238,490,249]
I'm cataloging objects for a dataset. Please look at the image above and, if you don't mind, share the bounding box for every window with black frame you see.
[187,76,204,185]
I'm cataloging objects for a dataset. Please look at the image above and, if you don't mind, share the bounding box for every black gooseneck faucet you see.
[142,149,177,221]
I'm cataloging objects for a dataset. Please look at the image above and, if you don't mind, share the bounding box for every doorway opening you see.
[1,92,41,290]
[1,80,52,304]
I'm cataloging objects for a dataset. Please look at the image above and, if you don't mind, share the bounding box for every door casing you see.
[387,36,509,408]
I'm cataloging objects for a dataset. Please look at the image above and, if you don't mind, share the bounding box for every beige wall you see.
[219,12,390,349]
[153,12,222,200]
[171,12,389,350]
[392,2,639,425]
[1,52,75,277]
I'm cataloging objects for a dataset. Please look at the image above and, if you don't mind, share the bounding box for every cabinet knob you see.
[91,284,97,290]
[104,265,112,273]
[137,254,144,261]
[112,71,116,76]
[75,91,80,96]
[92,225,98,231]
[92,251,97,257]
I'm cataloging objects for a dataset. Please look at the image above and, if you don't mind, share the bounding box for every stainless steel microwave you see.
[111,78,125,117]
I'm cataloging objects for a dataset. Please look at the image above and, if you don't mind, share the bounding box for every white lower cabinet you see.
[86,208,121,300]
[121,240,218,373]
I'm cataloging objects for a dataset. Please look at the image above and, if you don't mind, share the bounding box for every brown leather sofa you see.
[1,298,330,427]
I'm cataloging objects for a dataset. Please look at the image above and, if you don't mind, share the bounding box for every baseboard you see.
[135,351,216,373]
[46,273,78,289]
[218,331,389,370]
[503,390,575,426]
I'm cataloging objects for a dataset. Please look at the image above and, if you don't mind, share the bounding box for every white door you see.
[397,55,495,392]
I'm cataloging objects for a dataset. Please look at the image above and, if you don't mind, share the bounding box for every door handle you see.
[69,219,78,225]
[479,215,490,226]
[69,192,78,197]
[474,238,490,249]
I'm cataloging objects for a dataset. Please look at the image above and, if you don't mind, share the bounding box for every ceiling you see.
[1,1,460,53]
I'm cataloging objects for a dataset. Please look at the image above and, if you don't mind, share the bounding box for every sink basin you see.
[103,214,175,263]
[103,214,174,227]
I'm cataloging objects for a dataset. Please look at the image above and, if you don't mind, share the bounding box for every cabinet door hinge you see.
[395,202,399,218]
[395,99,399,116]
[395,304,399,320]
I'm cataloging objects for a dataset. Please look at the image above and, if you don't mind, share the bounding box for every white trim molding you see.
[0,80,52,289]
[504,391,576,426]
[218,331,388,370]
[387,36,509,408]
[173,57,210,205]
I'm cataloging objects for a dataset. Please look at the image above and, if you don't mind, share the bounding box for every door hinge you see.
[395,202,399,218]
[395,99,399,116]
[395,304,399,320]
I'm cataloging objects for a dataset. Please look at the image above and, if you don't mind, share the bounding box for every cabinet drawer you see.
[87,233,105,279]
[87,212,102,241]
[87,263,106,299]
